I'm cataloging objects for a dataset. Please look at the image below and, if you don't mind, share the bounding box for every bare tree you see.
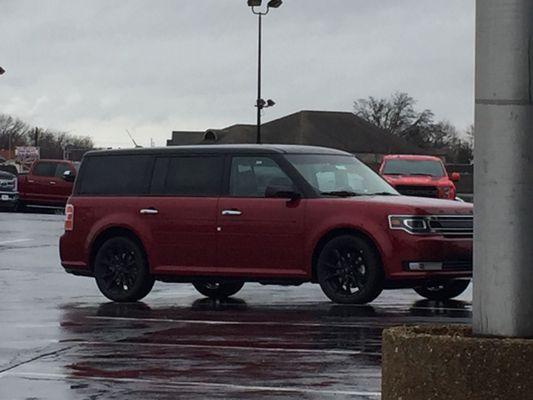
[353,92,434,141]
[35,129,95,159]
[0,114,94,159]
[354,93,473,163]
[0,114,30,150]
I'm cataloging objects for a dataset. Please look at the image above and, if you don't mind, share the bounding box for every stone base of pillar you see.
[382,325,533,400]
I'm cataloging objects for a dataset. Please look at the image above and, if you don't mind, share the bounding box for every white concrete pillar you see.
[474,0,533,337]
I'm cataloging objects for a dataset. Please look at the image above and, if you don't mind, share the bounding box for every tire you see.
[193,281,244,298]
[414,279,470,301]
[317,235,384,304]
[94,236,155,302]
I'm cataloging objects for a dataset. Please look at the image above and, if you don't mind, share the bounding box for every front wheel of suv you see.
[193,281,245,299]
[317,235,384,304]
[94,236,155,302]
[414,279,470,301]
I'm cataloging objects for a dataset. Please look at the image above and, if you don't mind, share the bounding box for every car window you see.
[229,156,294,197]
[287,154,397,196]
[150,156,223,196]
[382,159,445,177]
[76,155,153,195]
[33,162,57,177]
[54,163,71,178]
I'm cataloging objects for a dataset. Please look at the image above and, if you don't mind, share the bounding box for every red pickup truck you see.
[379,155,460,200]
[17,159,78,209]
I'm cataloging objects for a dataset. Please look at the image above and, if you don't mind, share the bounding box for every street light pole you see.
[248,0,282,144]
[257,12,262,144]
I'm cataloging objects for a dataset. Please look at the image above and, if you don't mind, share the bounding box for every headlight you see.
[388,215,431,234]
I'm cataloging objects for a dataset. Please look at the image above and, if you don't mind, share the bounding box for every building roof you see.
[167,110,430,154]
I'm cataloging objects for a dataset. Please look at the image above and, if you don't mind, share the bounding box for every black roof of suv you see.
[85,144,352,157]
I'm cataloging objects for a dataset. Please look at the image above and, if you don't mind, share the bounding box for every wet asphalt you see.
[0,211,472,399]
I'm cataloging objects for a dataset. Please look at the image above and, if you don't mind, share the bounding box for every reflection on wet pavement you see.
[0,213,471,399]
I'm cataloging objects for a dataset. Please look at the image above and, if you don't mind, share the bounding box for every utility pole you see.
[34,128,40,147]
[247,0,281,144]
[474,0,533,337]
[256,12,262,144]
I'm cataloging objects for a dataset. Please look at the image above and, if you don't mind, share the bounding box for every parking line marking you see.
[69,340,380,356]
[0,239,32,245]
[87,315,388,329]
[5,372,382,397]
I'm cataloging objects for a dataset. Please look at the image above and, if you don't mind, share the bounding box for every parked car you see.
[17,159,78,209]
[379,155,460,200]
[0,164,19,176]
[0,170,18,211]
[59,145,473,304]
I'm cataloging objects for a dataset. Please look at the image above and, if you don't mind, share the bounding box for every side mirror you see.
[62,170,76,182]
[275,190,301,200]
[450,172,460,182]
[265,184,301,200]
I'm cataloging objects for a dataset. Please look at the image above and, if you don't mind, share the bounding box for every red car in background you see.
[379,155,460,200]
[17,159,78,209]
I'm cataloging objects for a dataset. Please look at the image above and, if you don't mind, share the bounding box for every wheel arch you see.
[89,226,148,272]
[310,227,384,282]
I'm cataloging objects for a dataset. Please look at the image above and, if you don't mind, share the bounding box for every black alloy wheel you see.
[317,235,384,304]
[193,281,245,299]
[94,237,154,302]
[414,279,471,301]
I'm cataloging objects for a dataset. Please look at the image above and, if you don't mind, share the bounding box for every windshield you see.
[286,154,398,197]
[382,159,445,177]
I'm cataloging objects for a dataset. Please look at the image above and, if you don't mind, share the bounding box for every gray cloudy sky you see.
[1,0,474,148]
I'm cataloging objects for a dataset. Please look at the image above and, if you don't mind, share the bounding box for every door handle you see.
[49,181,57,185]
[28,180,35,183]
[221,209,242,216]
[140,208,159,215]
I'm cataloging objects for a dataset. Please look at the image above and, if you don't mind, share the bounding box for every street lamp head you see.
[267,0,282,8]
[0,66,5,75]
[247,0,262,6]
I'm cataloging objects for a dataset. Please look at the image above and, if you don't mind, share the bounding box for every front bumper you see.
[0,191,19,206]
[384,232,473,281]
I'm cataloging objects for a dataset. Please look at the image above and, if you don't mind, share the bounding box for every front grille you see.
[428,215,473,238]
[0,179,16,193]
[396,185,438,198]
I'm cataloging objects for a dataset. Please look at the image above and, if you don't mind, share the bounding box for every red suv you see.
[379,155,460,200]
[60,145,473,304]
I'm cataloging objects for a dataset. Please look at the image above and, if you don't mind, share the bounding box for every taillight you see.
[65,204,74,231]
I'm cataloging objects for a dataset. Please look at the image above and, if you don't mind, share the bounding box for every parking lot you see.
[0,211,472,399]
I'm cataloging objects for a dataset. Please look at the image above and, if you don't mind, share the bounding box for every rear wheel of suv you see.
[193,281,245,298]
[414,279,470,301]
[317,235,384,304]
[94,237,155,302]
